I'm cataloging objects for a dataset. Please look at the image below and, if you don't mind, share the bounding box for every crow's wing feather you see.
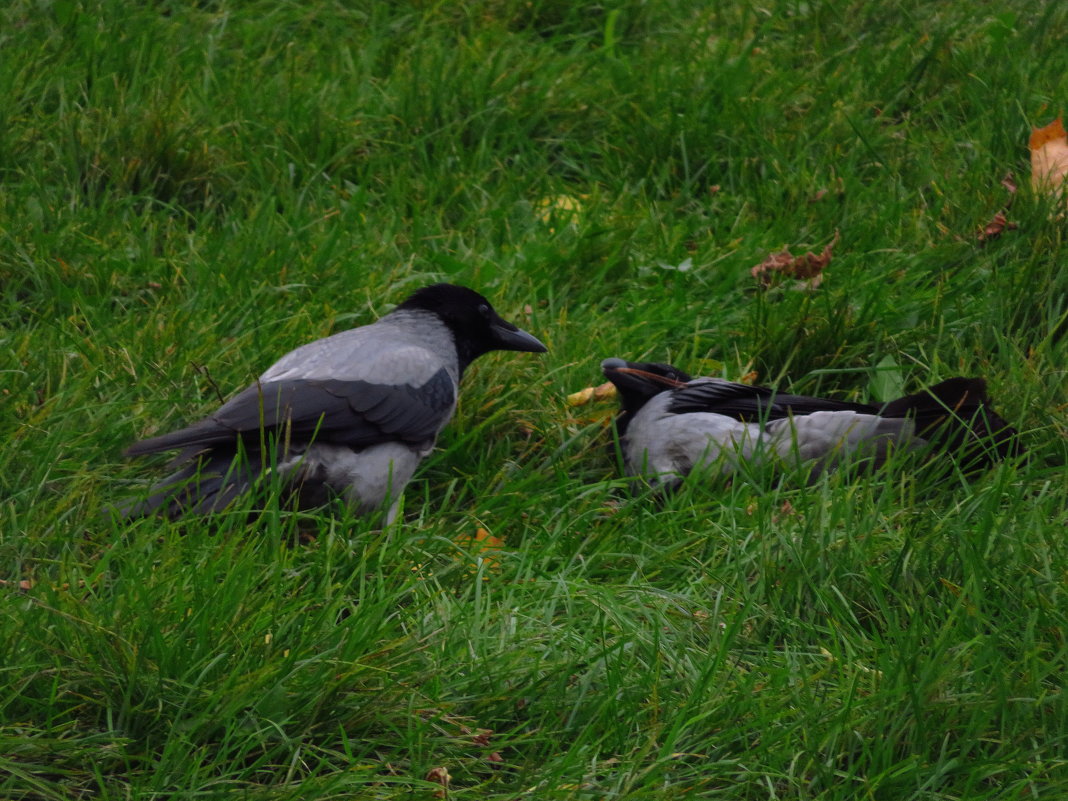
[667,379,877,421]
[125,368,456,456]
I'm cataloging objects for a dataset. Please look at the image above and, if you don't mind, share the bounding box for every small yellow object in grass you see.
[566,381,617,407]
[535,194,587,231]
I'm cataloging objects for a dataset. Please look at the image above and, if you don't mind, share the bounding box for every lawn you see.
[2,0,1067,798]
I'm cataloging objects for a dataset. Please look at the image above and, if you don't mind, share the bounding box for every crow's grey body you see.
[601,359,1020,488]
[123,285,546,521]
[261,310,458,387]
[623,383,919,485]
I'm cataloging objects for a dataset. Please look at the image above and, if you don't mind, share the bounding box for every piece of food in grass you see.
[566,380,617,407]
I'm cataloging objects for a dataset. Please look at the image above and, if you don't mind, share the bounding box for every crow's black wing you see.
[667,380,877,421]
[126,368,456,456]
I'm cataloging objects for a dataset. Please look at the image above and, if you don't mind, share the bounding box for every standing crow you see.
[123,284,547,521]
[601,358,1021,488]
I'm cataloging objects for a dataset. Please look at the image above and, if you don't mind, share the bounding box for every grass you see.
[2,0,1067,797]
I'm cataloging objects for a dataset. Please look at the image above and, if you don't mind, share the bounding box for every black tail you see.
[880,377,1022,471]
[118,448,262,520]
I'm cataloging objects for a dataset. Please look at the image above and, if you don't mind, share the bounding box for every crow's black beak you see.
[602,358,687,388]
[491,321,547,353]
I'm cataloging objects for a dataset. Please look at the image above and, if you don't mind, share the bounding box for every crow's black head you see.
[602,358,691,413]
[601,358,693,440]
[398,284,547,371]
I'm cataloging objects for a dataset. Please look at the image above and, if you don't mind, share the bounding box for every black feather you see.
[126,370,455,457]
[118,448,263,519]
[667,380,877,421]
[879,377,1022,470]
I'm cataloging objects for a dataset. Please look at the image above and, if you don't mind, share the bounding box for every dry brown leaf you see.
[1031,118,1068,195]
[751,230,839,287]
[566,381,617,407]
[772,499,796,524]
[977,172,1019,244]
[425,766,451,798]
[939,577,962,596]
[977,211,1018,243]
[0,579,81,592]
[0,579,34,590]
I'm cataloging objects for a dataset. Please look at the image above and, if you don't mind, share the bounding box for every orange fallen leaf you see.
[751,230,839,287]
[454,527,505,574]
[1030,118,1068,203]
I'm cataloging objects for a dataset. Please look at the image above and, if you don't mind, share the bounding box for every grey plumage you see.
[601,358,1021,488]
[122,284,547,521]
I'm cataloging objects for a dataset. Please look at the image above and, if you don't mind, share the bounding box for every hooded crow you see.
[601,358,1021,488]
[122,284,547,521]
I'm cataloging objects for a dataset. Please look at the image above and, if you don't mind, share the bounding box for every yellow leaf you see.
[535,194,587,232]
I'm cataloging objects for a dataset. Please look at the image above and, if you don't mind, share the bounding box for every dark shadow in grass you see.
[76,111,234,216]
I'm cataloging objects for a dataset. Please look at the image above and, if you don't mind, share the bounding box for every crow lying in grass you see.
[601,358,1021,488]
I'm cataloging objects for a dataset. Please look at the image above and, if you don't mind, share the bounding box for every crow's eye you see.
[478,303,490,317]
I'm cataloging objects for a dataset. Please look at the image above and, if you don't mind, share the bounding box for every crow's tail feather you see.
[880,377,1022,471]
[118,448,263,520]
